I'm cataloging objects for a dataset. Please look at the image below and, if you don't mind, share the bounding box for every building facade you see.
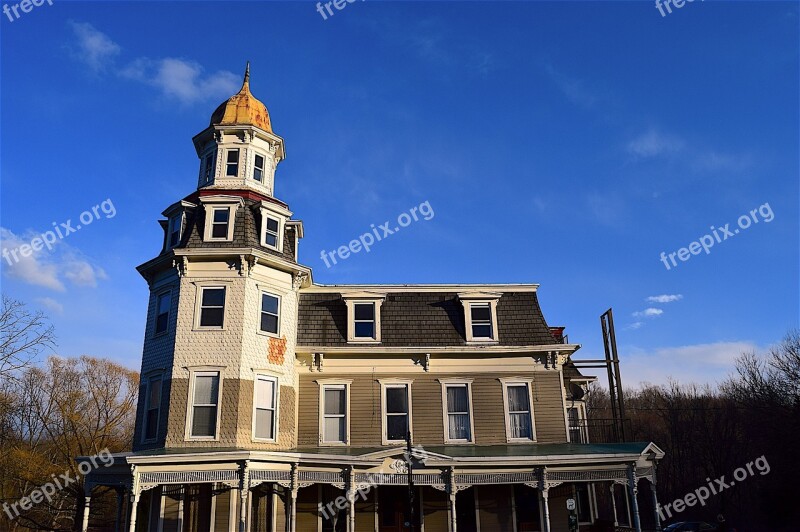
[80,66,664,532]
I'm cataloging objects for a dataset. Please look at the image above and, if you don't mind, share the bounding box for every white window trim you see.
[316,379,352,446]
[153,290,172,337]
[437,378,476,444]
[251,373,279,443]
[200,196,243,242]
[257,291,281,338]
[342,292,385,344]
[200,149,217,185]
[499,377,537,443]
[225,148,240,178]
[259,202,291,252]
[192,282,231,331]
[458,292,501,343]
[142,373,163,443]
[185,367,224,441]
[566,403,588,444]
[253,151,267,183]
[378,378,414,445]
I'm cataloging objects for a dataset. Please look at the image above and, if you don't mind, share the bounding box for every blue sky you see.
[1,1,797,386]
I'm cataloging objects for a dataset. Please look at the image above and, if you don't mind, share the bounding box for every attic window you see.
[226,149,240,177]
[254,154,265,182]
[341,292,385,344]
[458,292,501,343]
[211,208,230,239]
[200,196,243,242]
[168,214,183,248]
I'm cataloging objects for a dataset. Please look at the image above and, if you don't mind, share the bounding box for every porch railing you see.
[568,418,633,444]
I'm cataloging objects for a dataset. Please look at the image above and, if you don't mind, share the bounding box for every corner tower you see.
[133,64,310,453]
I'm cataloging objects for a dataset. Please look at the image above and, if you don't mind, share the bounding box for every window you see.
[322,385,347,444]
[442,382,473,443]
[143,376,162,441]
[254,154,265,182]
[264,216,280,249]
[353,303,376,339]
[253,375,277,441]
[259,293,280,335]
[226,149,239,177]
[343,294,384,343]
[168,214,182,248]
[190,372,220,439]
[203,152,215,183]
[575,484,594,524]
[500,379,535,442]
[567,406,586,443]
[199,287,226,328]
[470,303,493,339]
[380,381,412,444]
[154,292,171,335]
[458,292,500,342]
[210,208,230,239]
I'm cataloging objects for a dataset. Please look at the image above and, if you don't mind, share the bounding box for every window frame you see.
[458,293,501,343]
[567,403,588,444]
[202,150,216,184]
[499,377,537,443]
[438,378,476,444]
[263,215,281,251]
[167,213,184,249]
[342,293,385,344]
[225,148,240,177]
[200,196,242,242]
[185,368,224,441]
[253,152,266,183]
[378,379,413,445]
[154,290,172,336]
[194,284,228,330]
[258,291,281,337]
[317,379,352,446]
[209,206,231,241]
[142,373,163,443]
[252,373,279,443]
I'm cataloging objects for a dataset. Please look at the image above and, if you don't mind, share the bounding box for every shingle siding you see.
[297,291,554,347]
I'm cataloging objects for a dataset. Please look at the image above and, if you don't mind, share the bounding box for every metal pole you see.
[606,309,627,441]
[406,431,415,532]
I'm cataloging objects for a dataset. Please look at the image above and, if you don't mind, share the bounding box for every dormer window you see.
[226,149,239,177]
[259,202,291,252]
[342,293,385,343]
[254,153,265,182]
[459,292,501,343]
[202,152,216,184]
[168,214,183,248]
[264,216,280,249]
[211,208,230,239]
[200,196,242,242]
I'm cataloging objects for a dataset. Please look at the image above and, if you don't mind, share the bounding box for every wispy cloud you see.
[0,227,107,292]
[647,294,683,303]
[67,20,121,71]
[36,297,64,315]
[633,307,663,318]
[623,341,760,386]
[625,128,753,174]
[544,64,598,109]
[626,128,685,158]
[68,22,239,105]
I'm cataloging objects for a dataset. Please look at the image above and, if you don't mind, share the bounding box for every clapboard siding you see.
[298,371,568,446]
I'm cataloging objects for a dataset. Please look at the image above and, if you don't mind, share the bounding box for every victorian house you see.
[80,66,665,532]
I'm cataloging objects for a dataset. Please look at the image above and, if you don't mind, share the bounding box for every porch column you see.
[128,466,140,532]
[114,488,124,532]
[650,463,662,532]
[289,463,299,532]
[347,467,356,532]
[609,483,618,527]
[538,468,551,532]
[81,484,92,532]
[627,464,642,532]
[447,468,457,532]
[239,460,250,532]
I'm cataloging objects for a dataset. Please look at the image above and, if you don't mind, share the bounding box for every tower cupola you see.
[192,63,285,197]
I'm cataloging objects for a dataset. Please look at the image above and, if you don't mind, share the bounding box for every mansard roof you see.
[297,287,557,348]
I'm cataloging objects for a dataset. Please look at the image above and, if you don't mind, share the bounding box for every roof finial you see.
[243,61,250,87]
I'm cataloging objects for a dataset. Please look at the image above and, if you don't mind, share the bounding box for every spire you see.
[243,61,250,88]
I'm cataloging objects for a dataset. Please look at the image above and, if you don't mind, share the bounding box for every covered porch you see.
[79,442,665,532]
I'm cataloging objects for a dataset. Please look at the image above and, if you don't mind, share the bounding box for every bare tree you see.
[0,297,55,378]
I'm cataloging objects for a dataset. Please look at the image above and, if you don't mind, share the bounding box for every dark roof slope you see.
[297,291,554,347]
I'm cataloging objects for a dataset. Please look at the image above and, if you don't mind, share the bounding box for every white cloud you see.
[67,21,121,71]
[120,57,239,105]
[622,341,760,386]
[633,308,663,318]
[625,322,643,330]
[36,297,64,315]
[545,64,598,109]
[626,129,685,158]
[0,227,107,292]
[646,294,683,304]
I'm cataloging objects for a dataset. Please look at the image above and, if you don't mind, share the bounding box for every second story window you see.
[253,375,278,441]
[567,406,586,443]
[226,149,239,177]
[259,293,280,335]
[381,381,412,444]
[441,381,474,443]
[199,287,226,328]
[154,291,171,335]
[143,376,162,442]
[254,154,265,182]
[264,216,280,249]
[211,208,230,239]
[501,380,535,442]
[190,371,220,439]
[322,385,347,444]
